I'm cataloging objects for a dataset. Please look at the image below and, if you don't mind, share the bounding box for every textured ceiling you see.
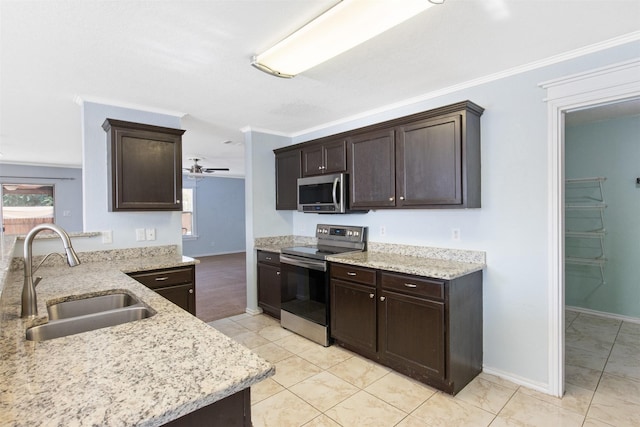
[1,0,639,176]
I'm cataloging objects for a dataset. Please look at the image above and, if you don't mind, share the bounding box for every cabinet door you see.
[379,290,445,380]
[348,129,396,208]
[275,149,301,210]
[396,115,462,206]
[323,139,347,174]
[302,145,325,176]
[155,283,196,315]
[330,279,377,356]
[103,119,184,211]
[257,263,281,319]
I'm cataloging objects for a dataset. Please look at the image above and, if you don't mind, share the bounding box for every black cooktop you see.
[281,245,362,260]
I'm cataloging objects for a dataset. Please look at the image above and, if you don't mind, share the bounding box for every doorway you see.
[563,99,640,398]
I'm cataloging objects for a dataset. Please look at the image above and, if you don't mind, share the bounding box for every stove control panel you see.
[316,224,367,244]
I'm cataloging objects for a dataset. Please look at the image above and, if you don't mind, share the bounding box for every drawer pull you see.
[369,293,375,299]
[265,256,272,261]
[404,283,417,288]
[189,289,194,294]
[155,277,169,281]
[276,271,281,275]
[380,296,386,301]
[347,272,357,276]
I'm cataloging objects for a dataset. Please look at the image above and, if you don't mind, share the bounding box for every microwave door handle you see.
[332,176,340,210]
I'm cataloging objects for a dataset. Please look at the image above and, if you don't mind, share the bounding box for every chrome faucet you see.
[22,224,81,318]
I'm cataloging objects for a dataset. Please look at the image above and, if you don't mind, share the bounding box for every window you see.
[182,188,196,237]
[1,184,55,235]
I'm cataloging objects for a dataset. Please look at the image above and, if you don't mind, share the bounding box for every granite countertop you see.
[255,236,485,280]
[0,253,274,426]
[326,251,484,280]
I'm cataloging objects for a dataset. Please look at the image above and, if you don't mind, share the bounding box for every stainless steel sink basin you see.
[26,292,154,342]
[48,293,139,320]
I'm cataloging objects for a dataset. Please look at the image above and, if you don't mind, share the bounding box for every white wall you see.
[244,129,293,312]
[247,40,640,391]
[0,164,83,232]
[182,175,246,257]
[80,101,184,251]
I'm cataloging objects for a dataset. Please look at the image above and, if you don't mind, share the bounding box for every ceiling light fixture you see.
[251,0,442,78]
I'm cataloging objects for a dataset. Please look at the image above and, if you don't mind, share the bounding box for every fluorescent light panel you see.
[252,0,435,77]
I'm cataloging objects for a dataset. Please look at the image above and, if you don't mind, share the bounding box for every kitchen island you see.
[0,243,274,426]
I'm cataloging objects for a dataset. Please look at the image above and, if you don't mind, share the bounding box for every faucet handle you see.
[33,277,42,287]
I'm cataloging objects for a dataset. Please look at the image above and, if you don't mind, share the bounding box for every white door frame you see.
[540,59,640,397]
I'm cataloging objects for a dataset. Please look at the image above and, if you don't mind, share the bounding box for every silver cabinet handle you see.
[176,200,181,203]
[189,289,194,294]
[400,196,405,201]
[347,272,357,276]
[389,197,394,201]
[380,296,386,301]
[369,293,375,299]
[265,256,272,260]
[155,277,169,281]
[404,283,417,288]
[276,271,281,275]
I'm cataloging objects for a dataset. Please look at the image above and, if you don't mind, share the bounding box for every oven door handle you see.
[280,255,327,272]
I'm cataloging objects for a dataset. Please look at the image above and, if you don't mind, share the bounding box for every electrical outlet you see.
[452,228,461,241]
[63,210,71,217]
[135,228,146,241]
[102,230,113,244]
[145,228,156,241]
[379,225,386,236]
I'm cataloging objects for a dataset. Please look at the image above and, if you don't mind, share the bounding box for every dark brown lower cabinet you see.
[330,263,482,395]
[330,279,377,358]
[128,266,196,316]
[162,388,251,427]
[257,251,281,319]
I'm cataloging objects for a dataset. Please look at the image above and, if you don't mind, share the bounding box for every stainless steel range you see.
[280,224,367,346]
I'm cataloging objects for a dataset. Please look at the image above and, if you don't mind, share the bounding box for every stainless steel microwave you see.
[297,172,352,213]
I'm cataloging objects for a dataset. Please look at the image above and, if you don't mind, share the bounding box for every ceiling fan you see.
[183,157,230,174]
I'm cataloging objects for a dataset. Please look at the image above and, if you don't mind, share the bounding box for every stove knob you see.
[347,231,353,236]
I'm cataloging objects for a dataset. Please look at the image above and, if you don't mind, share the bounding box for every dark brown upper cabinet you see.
[274,148,301,210]
[301,138,347,177]
[348,129,396,209]
[349,101,483,209]
[102,119,185,211]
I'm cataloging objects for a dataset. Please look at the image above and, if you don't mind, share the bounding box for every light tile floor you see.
[208,310,640,426]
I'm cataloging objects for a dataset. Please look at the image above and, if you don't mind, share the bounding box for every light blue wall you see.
[565,114,640,317]
[247,40,640,390]
[0,164,83,233]
[182,176,246,257]
[81,101,183,250]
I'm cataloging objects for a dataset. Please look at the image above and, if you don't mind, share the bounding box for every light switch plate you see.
[102,230,112,244]
[145,228,156,241]
[135,228,146,241]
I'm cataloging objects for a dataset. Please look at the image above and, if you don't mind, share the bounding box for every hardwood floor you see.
[194,252,247,323]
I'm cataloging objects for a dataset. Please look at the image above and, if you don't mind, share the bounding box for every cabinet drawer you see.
[257,251,280,265]
[331,263,376,286]
[381,272,444,300]
[129,267,193,290]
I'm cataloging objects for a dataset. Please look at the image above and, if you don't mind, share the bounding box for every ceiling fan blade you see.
[203,168,230,172]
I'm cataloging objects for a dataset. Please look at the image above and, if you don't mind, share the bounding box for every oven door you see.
[280,254,329,326]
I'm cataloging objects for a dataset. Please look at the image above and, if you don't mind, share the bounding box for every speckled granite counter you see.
[327,251,484,280]
[255,236,485,280]
[0,247,274,426]
[254,235,316,253]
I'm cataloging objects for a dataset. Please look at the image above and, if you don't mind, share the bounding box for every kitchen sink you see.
[47,292,139,320]
[26,293,154,342]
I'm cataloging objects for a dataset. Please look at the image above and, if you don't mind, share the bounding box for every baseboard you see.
[245,307,263,316]
[482,366,551,395]
[566,305,640,324]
